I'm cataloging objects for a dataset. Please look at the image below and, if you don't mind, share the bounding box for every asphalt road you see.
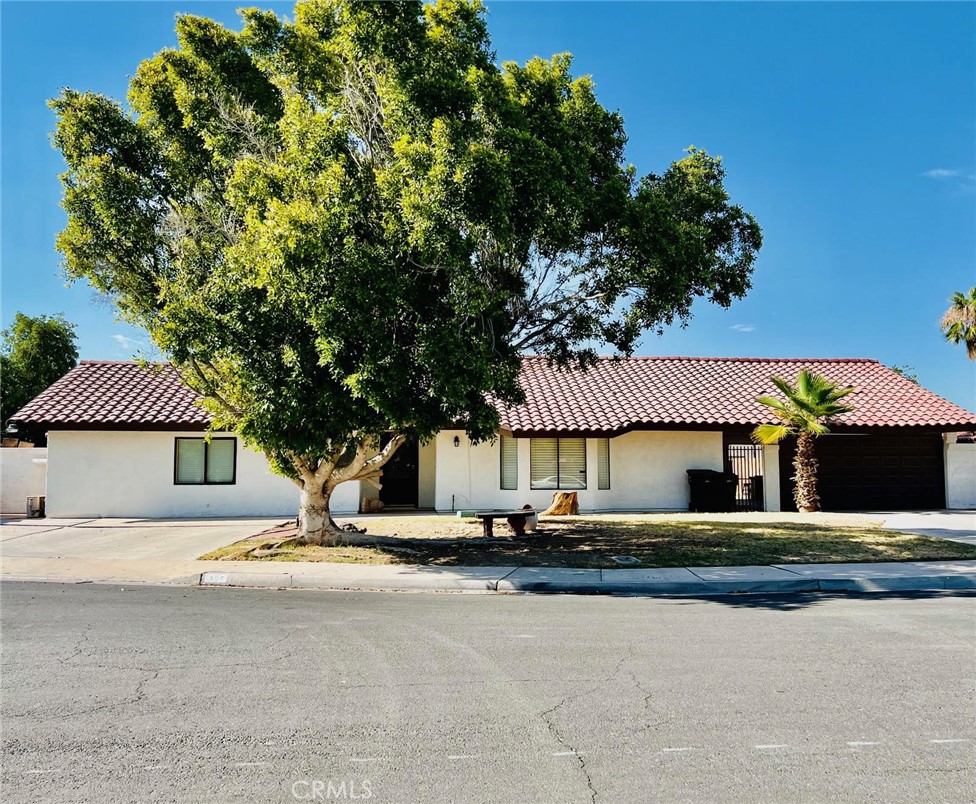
[2,583,974,804]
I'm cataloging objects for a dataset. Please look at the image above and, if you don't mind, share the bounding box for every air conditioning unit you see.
[26,496,46,518]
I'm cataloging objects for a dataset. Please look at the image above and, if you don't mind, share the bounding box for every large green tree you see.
[940,287,976,360]
[752,371,855,513]
[1,313,79,436]
[51,0,762,544]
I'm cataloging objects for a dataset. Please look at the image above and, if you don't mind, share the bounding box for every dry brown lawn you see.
[198,512,976,568]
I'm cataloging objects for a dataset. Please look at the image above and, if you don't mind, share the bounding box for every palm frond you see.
[830,384,856,401]
[941,287,976,360]
[820,401,855,418]
[751,423,790,444]
[795,370,812,399]
[806,419,830,436]
[769,375,794,398]
[755,370,857,436]
[756,395,789,413]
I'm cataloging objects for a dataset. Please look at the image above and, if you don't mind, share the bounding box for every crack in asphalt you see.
[627,668,669,734]
[50,667,161,719]
[11,631,304,720]
[539,696,598,804]
[59,624,92,666]
[537,646,636,803]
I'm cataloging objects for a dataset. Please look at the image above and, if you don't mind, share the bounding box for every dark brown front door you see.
[379,439,419,507]
[779,432,945,511]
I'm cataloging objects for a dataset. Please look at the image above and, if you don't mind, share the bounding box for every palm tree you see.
[752,371,855,512]
[940,288,976,360]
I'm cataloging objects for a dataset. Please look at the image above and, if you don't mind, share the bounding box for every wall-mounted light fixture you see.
[453,435,461,448]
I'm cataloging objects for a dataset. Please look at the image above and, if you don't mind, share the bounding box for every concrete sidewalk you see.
[2,552,974,595]
[197,559,976,594]
[2,511,975,596]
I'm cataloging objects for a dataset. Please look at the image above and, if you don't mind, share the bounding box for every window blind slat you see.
[530,438,559,488]
[206,439,236,484]
[558,437,586,488]
[500,435,518,490]
[176,439,205,484]
[597,438,610,490]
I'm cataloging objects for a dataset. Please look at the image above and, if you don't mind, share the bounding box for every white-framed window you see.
[597,437,610,489]
[500,434,518,490]
[530,437,587,490]
[175,437,237,485]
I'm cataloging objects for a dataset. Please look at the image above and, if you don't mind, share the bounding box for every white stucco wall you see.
[45,431,360,518]
[434,429,724,512]
[417,439,437,509]
[762,445,781,512]
[0,448,48,514]
[945,438,976,509]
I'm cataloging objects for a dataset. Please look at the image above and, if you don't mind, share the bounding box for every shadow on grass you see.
[350,519,976,569]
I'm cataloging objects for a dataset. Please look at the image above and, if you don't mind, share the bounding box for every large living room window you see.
[530,437,586,490]
[175,438,237,485]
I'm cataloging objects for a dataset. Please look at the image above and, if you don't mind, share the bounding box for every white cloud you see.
[112,334,143,350]
[730,324,756,333]
[922,169,976,193]
[922,168,962,179]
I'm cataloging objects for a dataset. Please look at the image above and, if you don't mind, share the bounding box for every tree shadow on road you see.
[635,589,976,611]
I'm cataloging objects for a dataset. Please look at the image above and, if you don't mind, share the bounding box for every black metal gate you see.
[726,444,765,511]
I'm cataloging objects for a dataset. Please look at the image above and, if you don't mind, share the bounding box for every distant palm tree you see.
[940,288,976,360]
[752,371,855,512]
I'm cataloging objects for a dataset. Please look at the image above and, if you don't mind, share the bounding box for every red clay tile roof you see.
[10,356,976,434]
[9,360,210,430]
[499,356,976,435]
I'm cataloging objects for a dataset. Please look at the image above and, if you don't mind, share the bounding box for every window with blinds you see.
[530,437,587,490]
[499,434,518,490]
[175,439,205,484]
[597,438,610,489]
[206,439,236,483]
[175,438,237,485]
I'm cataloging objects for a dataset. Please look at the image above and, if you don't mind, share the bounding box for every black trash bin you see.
[687,469,739,513]
[750,474,765,511]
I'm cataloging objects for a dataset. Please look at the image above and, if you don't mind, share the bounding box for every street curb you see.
[198,571,500,592]
[198,570,976,596]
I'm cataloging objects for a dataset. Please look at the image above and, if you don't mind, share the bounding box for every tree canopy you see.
[1,313,78,436]
[50,0,762,542]
[889,364,919,384]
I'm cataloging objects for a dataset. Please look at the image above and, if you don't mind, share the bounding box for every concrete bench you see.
[472,509,539,538]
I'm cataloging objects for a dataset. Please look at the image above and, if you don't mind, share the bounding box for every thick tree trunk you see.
[792,431,820,512]
[298,484,343,546]
[293,434,410,546]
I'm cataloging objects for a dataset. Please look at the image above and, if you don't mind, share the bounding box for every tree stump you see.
[541,491,579,516]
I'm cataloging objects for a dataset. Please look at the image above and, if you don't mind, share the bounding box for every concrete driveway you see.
[876,510,976,545]
[0,516,281,561]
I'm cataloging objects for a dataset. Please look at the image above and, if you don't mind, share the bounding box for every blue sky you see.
[2,1,974,408]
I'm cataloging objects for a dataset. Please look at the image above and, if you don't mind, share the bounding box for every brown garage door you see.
[779,432,945,511]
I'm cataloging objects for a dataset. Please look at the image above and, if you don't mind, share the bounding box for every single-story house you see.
[6,356,976,518]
